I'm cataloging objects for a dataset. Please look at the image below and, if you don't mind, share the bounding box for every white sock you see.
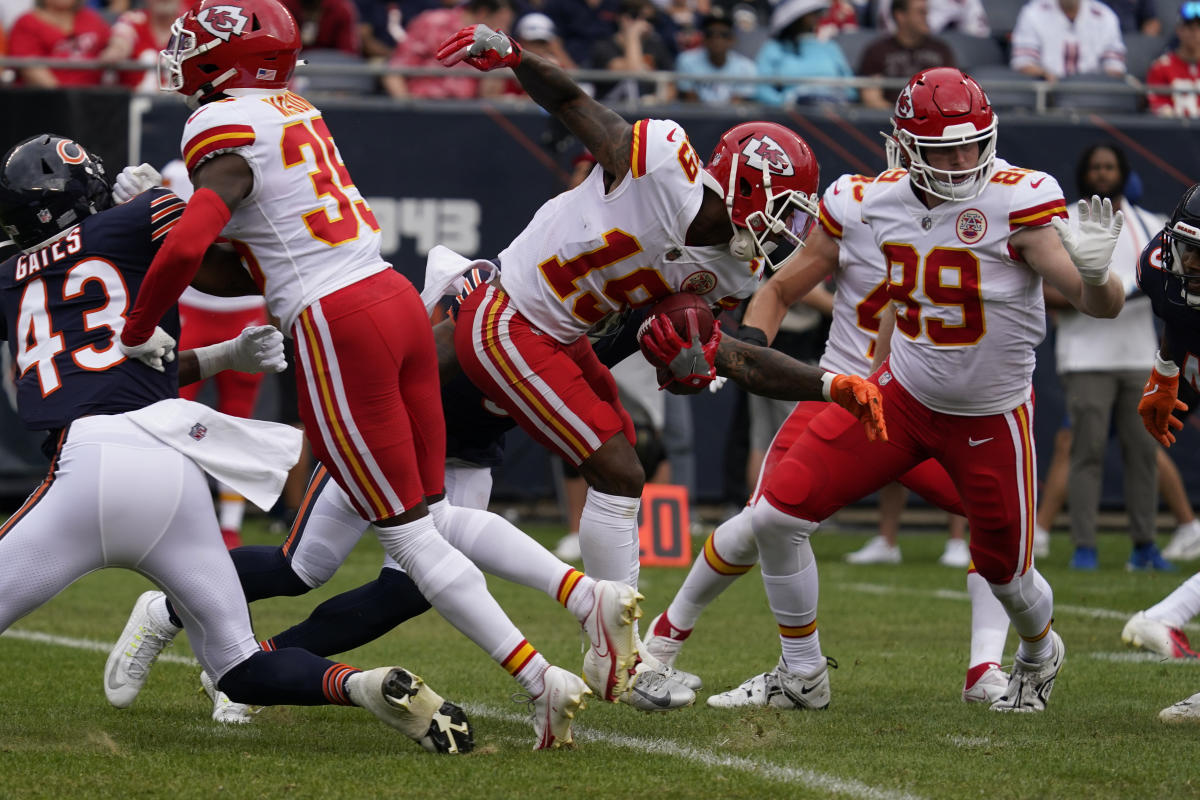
[147,593,182,634]
[967,570,1009,668]
[579,488,641,587]
[374,514,546,687]
[988,568,1054,663]
[751,500,823,674]
[427,499,581,601]
[667,506,758,632]
[1146,571,1200,628]
[217,483,246,532]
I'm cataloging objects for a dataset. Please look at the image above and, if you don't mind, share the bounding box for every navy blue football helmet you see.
[0,134,111,252]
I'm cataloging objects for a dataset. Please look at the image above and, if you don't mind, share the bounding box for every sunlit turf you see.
[1,518,1197,799]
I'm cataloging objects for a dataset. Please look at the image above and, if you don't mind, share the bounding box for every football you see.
[639,292,715,368]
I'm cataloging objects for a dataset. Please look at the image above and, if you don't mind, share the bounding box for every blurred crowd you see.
[0,0,1197,115]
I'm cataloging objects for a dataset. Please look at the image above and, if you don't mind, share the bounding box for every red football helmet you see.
[159,0,301,107]
[702,121,819,271]
[886,67,997,202]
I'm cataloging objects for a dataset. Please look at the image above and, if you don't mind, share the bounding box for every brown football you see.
[639,293,715,368]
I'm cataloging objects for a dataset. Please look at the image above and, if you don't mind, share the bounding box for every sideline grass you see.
[1,520,1197,799]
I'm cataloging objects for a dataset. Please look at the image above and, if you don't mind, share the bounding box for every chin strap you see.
[728,228,758,260]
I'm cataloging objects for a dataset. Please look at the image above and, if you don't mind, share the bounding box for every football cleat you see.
[1159,691,1200,723]
[1162,521,1200,561]
[706,657,836,710]
[200,671,255,724]
[642,613,702,690]
[526,666,591,750]
[1121,611,1198,659]
[348,667,474,754]
[581,580,642,702]
[104,590,181,709]
[1127,542,1176,572]
[990,631,1065,713]
[844,536,901,565]
[962,663,1010,704]
[618,659,696,712]
[939,539,970,568]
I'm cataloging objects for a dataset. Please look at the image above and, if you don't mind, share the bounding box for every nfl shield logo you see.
[37,208,52,224]
[189,423,208,441]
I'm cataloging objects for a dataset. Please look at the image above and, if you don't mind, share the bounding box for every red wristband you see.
[121,187,232,346]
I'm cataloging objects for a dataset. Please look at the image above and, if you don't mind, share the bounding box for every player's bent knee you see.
[758,457,833,522]
[580,440,646,498]
[751,498,819,543]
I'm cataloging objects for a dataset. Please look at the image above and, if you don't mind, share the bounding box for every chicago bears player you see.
[435,24,886,703]
[697,67,1126,713]
[644,169,1014,705]
[110,0,631,749]
[1128,183,1200,722]
[0,133,474,754]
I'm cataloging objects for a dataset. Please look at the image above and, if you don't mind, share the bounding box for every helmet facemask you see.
[888,117,997,202]
[1163,220,1200,307]
[160,16,237,108]
[717,159,817,271]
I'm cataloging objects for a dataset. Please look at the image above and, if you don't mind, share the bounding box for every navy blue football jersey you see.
[0,189,185,430]
[1137,231,1200,396]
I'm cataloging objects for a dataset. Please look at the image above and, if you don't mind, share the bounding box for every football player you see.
[695,67,1125,713]
[644,168,1014,705]
[110,0,605,749]
[1126,183,1200,722]
[0,133,473,754]
[434,23,887,703]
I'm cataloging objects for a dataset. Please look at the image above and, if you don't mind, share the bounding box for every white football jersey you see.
[498,119,764,342]
[816,173,890,376]
[861,158,1068,415]
[179,89,389,332]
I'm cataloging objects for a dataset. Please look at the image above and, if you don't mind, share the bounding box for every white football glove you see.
[192,325,287,380]
[119,326,177,372]
[1050,195,1124,286]
[112,163,164,205]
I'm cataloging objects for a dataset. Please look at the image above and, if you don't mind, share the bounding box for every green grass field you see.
[1,519,1197,800]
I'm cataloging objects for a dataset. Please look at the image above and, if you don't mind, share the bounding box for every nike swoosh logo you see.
[1143,384,1158,397]
[666,128,678,142]
[800,683,820,695]
[1030,177,1046,189]
[631,685,673,707]
[106,668,126,692]
[833,183,842,195]
[968,437,993,447]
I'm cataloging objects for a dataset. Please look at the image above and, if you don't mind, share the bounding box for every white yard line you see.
[840,582,1200,633]
[0,627,926,800]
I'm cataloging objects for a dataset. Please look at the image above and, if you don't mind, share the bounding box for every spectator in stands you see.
[675,7,757,103]
[382,0,513,98]
[857,0,955,109]
[103,0,185,91]
[0,1,34,34]
[1047,142,1169,571]
[514,11,576,68]
[590,0,676,103]
[1099,0,1162,34]
[8,0,113,87]
[544,0,620,66]
[353,0,400,60]
[281,0,362,56]
[816,0,860,36]
[1146,1,1200,117]
[1011,0,1127,81]
[756,0,856,105]
[874,0,989,36]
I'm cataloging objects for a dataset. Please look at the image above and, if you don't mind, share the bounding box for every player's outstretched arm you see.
[1139,331,1189,447]
[177,325,287,387]
[742,224,839,345]
[1018,196,1124,318]
[713,337,887,441]
[437,26,632,181]
[120,154,253,351]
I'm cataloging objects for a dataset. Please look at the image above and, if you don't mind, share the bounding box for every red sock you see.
[653,610,692,641]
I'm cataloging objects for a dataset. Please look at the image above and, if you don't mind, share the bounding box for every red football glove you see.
[827,373,888,442]
[639,312,721,391]
[1139,363,1187,447]
[436,24,522,71]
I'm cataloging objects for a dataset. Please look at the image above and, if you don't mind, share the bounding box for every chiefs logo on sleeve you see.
[197,5,250,40]
[741,136,794,176]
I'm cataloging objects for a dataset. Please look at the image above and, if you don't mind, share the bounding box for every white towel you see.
[125,399,303,511]
[420,244,495,315]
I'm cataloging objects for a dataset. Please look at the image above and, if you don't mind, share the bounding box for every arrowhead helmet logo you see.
[895,85,914,119]
[741,136,794,176]
[196,5,250,41]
